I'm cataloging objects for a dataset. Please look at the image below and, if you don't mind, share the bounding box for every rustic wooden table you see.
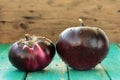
[0,43,120,80]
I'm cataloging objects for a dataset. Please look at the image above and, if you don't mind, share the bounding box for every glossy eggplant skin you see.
[9,37,55,72]
[56,27,109,70]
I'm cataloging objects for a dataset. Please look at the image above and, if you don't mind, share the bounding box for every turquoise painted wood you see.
[26,54,68,80]
[102,43,120,80]
[0,44,26,80]
[0,44,11,53]
[68,64,110,80]
[0,44,12,70]
[0,43,120,80]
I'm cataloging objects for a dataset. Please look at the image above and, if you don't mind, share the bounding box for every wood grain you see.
[0,0,120,43]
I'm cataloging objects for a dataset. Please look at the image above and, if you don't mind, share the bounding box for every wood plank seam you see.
[67,66,70,80]
[100,64,112,80]
[101,43,120,80]
[24,72,28,80]
[0,44,26,80]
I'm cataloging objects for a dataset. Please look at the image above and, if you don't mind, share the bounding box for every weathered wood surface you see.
[68,64,110,80]
[102,44,120,80]
[0,0,120,43]
[0,44,26,80]
[26,54,68,80]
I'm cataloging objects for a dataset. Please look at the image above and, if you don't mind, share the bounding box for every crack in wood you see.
[100,64,112,80]
[0,21,6,24]
[22,16,42,20]
[23,72,28,80]
[29,10,34,13]
[67,66,70,80]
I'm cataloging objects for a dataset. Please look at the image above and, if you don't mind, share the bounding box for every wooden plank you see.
[0,0,120,43]
[101,43,120,80]
[0,70,26,80]
[0,21,74,43]
[0,44,26,80]
[26,54,68,80]
[0,19,120,43]
[0,44,14,70]
[68,64,110,80]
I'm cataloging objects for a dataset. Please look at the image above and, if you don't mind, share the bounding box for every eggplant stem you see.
[78,19,84,26]
[25,34,31,41]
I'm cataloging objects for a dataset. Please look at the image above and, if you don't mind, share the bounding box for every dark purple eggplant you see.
[9,34,55,72]
[56,19,109,70]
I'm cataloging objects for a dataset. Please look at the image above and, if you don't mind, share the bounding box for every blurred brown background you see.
[0,0,120,43]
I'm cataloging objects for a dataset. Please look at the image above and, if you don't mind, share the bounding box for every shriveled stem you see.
[25,34,31,41]
[78,19,84,26]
